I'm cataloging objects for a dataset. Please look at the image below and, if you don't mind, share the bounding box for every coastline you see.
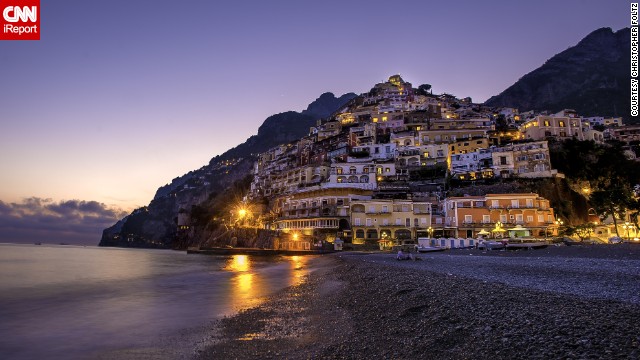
[195,245,640,359]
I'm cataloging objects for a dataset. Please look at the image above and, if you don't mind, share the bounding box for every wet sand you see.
[195,244,640,359]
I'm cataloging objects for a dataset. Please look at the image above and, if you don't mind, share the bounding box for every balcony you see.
[365,210,392,215]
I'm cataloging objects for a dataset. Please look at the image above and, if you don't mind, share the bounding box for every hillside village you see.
[178,75,636,251]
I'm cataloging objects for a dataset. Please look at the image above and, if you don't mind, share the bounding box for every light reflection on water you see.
[221,254,312,309]
[0,244,319,360]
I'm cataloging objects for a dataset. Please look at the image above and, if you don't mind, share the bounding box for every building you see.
[606,125,640,143]
[273,188,373,245]
[350,199,432,248]
[520,113,591,141]
[490,141,556,178]
[443,193,557,240]
[450,149,494,180]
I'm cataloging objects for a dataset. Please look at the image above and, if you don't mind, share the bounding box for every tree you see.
[416,84,432,96]
[563,223,595,241]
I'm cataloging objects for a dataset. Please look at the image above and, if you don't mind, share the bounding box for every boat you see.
[416,246,446,253]
[477,241,506,250]
[506,242,548,250]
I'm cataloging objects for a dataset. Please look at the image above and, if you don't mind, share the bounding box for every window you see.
[516,214,523,223]
[355,229,364,238]
[559,121,565,127]
[385,167,391,173]
[354,218,361,226]
[500,156,508,165]
[406,218,411,227]
[421,218,427,225]
[336,167,343,174]
[368,206,375,213]
[396,218,402,225]
[365,218,372,226]
[436,218,443,224]
[385,146,391,153]
[349,166,357,174]
[538,215,544,223]
[465,215,473,223]
[483,215,490,223]
[511,200,519,208]
[526,199,534,207]
[414,218,419,227]
[382,219,389,226]
[527,216,533,223]
[491,200,499,208]
[382,205,388,213]
[543,120,550,127]
[374,147,380,154]
[500,215,507,223]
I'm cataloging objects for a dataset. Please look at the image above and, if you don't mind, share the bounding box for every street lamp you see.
[427,226,433,238]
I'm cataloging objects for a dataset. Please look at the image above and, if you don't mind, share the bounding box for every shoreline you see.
[195,245,640,359]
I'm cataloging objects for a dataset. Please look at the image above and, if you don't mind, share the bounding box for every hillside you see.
[99,92,356,248]
[485,27,631,121]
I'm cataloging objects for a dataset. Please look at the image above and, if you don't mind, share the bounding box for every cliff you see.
[99,92,356,248]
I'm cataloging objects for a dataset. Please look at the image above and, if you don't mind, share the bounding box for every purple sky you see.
[0,1,629,243]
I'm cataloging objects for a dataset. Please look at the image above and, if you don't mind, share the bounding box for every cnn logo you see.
[1,0,40,40]
[3,6,37,22]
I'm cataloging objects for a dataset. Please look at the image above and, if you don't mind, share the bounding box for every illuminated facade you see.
[350,199,432,248]
[443,193,556,238]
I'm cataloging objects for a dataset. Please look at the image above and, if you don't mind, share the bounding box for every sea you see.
[0,243,316,359]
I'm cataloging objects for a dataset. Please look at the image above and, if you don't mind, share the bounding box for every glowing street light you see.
[238,208,247,218]
[427,226,433,238]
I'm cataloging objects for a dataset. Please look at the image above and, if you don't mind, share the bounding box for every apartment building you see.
[350,199,432,248]
[443,193,556,239]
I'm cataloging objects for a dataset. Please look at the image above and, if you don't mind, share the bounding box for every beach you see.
[195,244,640,359]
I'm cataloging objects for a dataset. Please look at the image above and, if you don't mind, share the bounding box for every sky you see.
[0,0,630,244]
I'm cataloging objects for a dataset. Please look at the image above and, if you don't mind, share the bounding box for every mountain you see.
[485,27,631,121]
[99,92,356,248]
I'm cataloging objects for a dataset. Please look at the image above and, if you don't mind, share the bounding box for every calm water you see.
[0,244,315,359]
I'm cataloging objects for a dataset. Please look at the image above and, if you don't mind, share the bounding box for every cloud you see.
[0,197,129,245]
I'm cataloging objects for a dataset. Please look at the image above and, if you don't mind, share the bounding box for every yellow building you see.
[273,188,372,245]
[350,199,432,248]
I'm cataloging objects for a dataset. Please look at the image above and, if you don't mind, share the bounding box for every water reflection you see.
[221,255,315,309]
[288,255,309,287]
[224,254,250,272]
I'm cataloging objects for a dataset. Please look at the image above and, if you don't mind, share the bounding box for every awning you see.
[508,225,529,231]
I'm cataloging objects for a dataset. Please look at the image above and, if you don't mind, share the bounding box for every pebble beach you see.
[195,244,640,359]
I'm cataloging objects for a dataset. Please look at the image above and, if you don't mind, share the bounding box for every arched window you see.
[349,166,357,174]
[349,176,358,183]
[355,229,364,238]
[360,175,369,183]
[366,229,378,239]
